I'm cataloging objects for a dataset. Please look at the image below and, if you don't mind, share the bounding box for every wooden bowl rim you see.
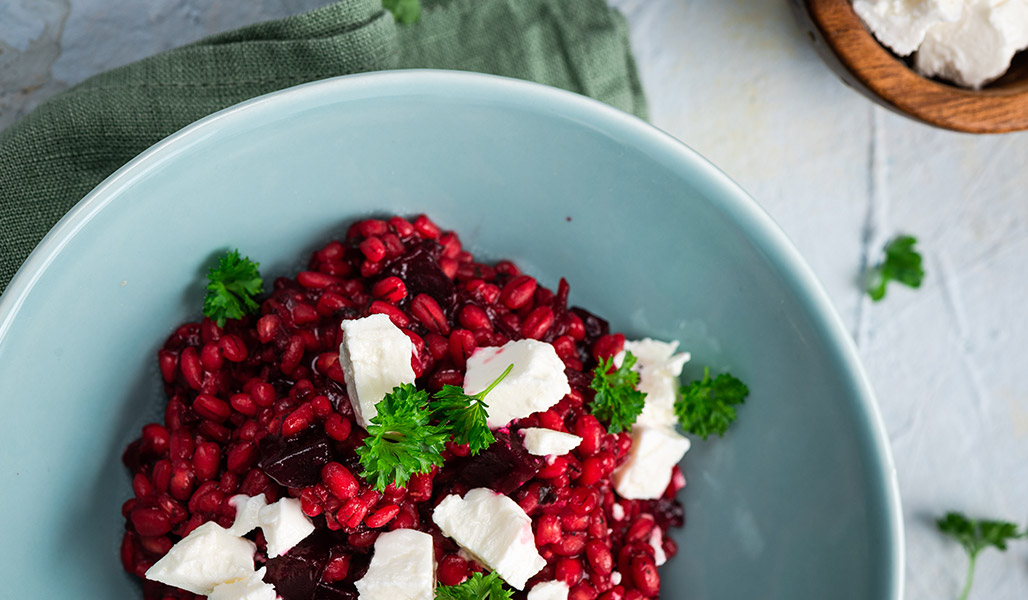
[805,0,1028,133]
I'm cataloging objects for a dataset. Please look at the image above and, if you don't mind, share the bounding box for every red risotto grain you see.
[121,214,685,599]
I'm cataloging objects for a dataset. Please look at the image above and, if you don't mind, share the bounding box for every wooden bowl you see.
[794,0,1028,133]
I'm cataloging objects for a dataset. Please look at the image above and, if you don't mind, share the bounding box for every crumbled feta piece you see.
[432,488,546,589]
[611,571,622,585]
[852,0,962,55]
[915,0,1028,88]
[208,567,277,600]
[615,338,690,429]
[526,580,570,600]
[227,494,267,536]
[648,527,668,566]
[613,426,691,500]
[144,522,256,595]
[463,339,570,429]
[521,427,582,456]
[258,498,315,558]
[338,314,417,428]
[355,529,435,600]
[611,503,625,521]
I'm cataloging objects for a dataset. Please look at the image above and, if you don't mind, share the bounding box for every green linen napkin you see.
[0,0,645,295]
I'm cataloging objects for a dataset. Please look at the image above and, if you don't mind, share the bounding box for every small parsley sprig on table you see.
[357,366,513,491]
[674,367,749,439]
[202,249,264,327]
[588,351,647,433]
[937,511,1027,600]
[866,234,924,301]
[435,570,513,600]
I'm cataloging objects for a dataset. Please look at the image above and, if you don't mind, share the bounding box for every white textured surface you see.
[433,488,546,590]
[354,529,435,600]
[3,1,1028,597]
[463,339,570,429]
[521,427,583,456]
[143,522,257,595]
[613,423,691,500]
[257,497,315,558]
[227,493,267,537]
[339,313,417,428]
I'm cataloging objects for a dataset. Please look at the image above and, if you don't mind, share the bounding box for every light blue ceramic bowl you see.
[0,71,901,599]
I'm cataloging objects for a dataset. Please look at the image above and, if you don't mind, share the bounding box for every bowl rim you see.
[0,69,904,597]
[801,0,1028,133]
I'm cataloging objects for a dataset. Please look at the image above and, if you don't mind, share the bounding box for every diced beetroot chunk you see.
[382,240,454,300]
[263,537,329,600]
[448,431,543,495]
[257,429,334,489]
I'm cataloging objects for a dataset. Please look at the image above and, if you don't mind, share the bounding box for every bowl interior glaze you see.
[0,71,901,599]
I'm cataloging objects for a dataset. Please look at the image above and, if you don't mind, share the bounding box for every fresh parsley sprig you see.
[937,511,1026,600]
[866,235,924,301]
[588,351,647,434]
[202,249,264,327]
[355,384,448,491]
[435,570,513,600]
[432,364,513,454]
[674,367,748,439]
[357,367,513,490]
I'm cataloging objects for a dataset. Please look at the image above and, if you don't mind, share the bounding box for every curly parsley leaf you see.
[589,351,646,434]
[356,384,447,491]
[674,367,748,440]
[866,235,924,302]
[937,512,1027,600]
[435,570,513,600]
[202,249,264,327]
[383,0,420,25]
[431,364,512,454]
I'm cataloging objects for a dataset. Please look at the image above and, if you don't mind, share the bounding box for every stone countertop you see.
[2,0,1027,598]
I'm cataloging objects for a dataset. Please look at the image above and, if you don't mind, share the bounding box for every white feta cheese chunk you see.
[208,567,277,600]
[648,527,668,566]
[354,529,435,600]
[144,522,256,595]
[521,427,582,456]
[853,0,962,55]
[258,497,315,558]
[339,314,417,428]
[432,488,546,590]
[915,0,1028,88]
[526,580,570,600]
[227,494,267,536]
[613,426,690,500]
[463,339,570,429]
[615,338,689,429]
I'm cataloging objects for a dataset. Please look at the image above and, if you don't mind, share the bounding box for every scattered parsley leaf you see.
[674,367,748,440]
[355,384,447,491]
[202,249,264,327]
[383,0,420,25]
[431,364,512,454]
[588,351,646,434]
[866,235,924,301]
[937,512,1027,600]
[435,570,513,600]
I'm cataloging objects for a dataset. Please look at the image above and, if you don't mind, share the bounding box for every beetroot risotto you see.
[120,214,748,600]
